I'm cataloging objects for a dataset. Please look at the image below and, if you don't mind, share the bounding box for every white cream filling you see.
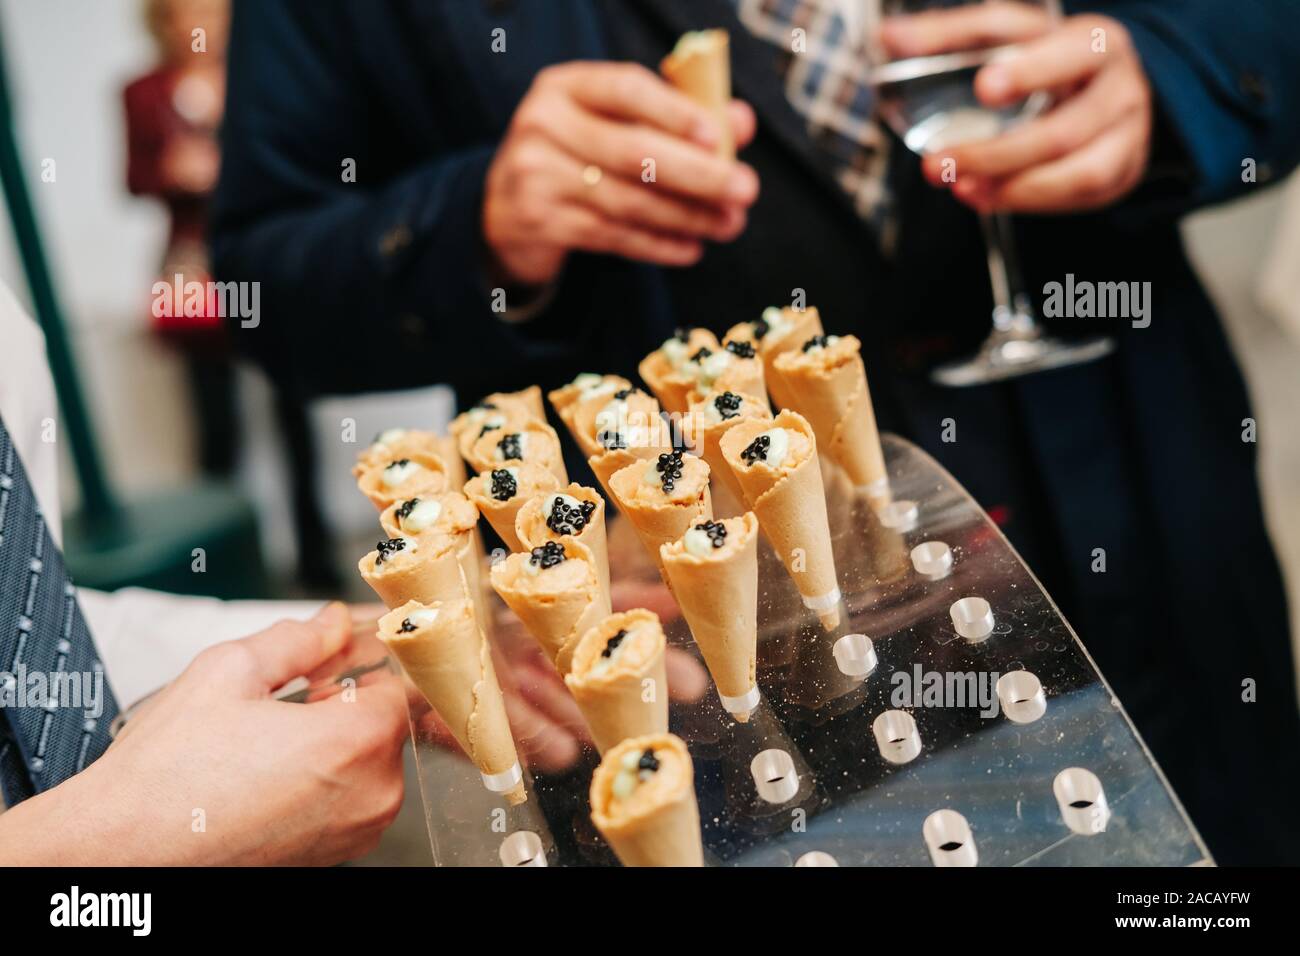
[611,744,657,800]
[594,399,629,435]
[381,460,423,488]
[762,306,791,338]
[544,492,582,515]
[684,527,716,557]
[754,428,791,468]
[571,372,601,389]
[405,607,438,628]
[661,337,689,369]
[694,349,732,388]
[369,428,407,453]
[399,497,442,533]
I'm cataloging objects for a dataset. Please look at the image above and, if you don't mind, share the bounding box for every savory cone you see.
[483,385,545,423]
[773,334,887,495]
[571,387,665,460]
[451,404,532,463]
[356,452,448,511]
[754,306,824,410]
[466,419,567,485]
[548,374,633,451]
[660,30,733,160]
[489,536,610,674]
[378,600,525,804]
[353,428,443,478]
[358,532,467,610]
[659,514,760,720]
[434,434,467,489]
[638,328,719,414]
[682,390,772,519]
[515,484,610,603]
[590,733,703,867]
[608,451,713,574]
[686,338,769,412]
[718,409,841,629]
[380,491,485,620]
[564,609,668,753]
[463,462,559,553]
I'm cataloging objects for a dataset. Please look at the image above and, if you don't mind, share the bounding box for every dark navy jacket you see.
[211,0,1300,863]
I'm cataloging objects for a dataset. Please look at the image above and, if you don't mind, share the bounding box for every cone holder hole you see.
[833,633,878,678]
[996,670,1046,724]
[872,709,922,764]
[499,830,547,867]
[1054,768,1110,835]
[950,596,994,642]
[795,851,839,867]
[910,541,953,579]
[923,809,978,867]
[751,748,800,804]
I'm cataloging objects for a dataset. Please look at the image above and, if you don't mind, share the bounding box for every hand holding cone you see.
[660,30,734,160]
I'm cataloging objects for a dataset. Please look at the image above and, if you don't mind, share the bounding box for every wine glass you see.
[866,0,1114,386]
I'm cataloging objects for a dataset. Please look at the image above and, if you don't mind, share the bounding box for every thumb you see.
[239,602,352,693]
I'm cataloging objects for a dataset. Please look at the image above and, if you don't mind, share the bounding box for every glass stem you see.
[979,212,1036,334]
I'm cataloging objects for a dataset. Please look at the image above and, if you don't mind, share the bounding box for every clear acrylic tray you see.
[408,435,1211,866]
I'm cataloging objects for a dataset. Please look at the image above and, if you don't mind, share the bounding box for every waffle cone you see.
[773,335,886,490]
[659,513,759,717]
[358,533,467,609]
[489,537,610,674]
[759,307,824,410]
[590,733,702,867]
[719,411,839,624]
[565,609,668,753]
[660,31,733,160]
[608,459,713,574]
[515,484,611,603]
[379,600,525,804]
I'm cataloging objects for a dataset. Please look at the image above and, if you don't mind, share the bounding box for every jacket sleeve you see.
[209,0,582,397]
[1080,0,1300,210]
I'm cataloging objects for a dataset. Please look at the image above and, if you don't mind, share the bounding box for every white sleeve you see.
[79,587,326,706]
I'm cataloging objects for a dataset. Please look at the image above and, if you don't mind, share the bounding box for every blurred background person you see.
[125,0,233,476]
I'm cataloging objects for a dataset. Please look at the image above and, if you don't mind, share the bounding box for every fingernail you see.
[727,166,758,203]
[691,119,719,147]
[979,66,1012,102]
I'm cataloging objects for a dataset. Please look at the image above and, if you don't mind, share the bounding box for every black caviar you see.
[601,629,627,659]
[802,334,833,353]
[489,468,517,501]
[478,421,502,438]
[394,497,420,522]
[713,391,742,420]
[398,617,418,633]
[497,432,523,461]
[374,537,408,566]
[598,430,628,451]
[689,346,713,363]
[741,434,771,466]
[547,496,596,535]
[638,749,660,774]
[655,450,685,493]
[751,317,770,340]
[724,339,755,359]
[695,520,728,548]
[529,540,567,570]
[613,387,633,400]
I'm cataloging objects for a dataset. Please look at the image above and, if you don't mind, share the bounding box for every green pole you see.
[0,16,118,519]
